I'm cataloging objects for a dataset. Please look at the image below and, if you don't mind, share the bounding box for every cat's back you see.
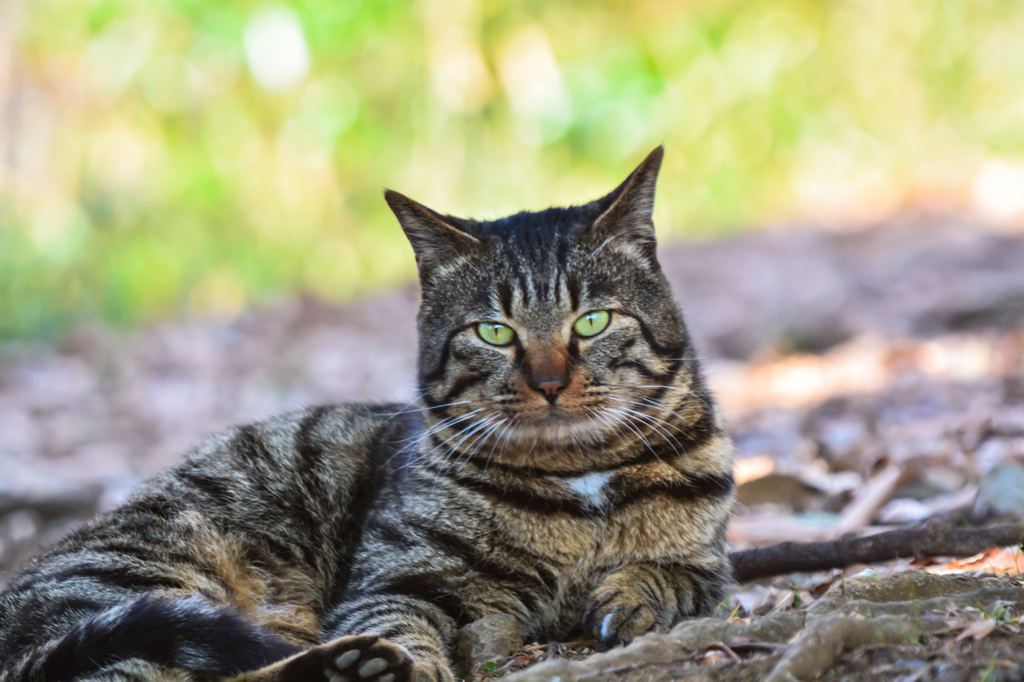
[93,402,412,529]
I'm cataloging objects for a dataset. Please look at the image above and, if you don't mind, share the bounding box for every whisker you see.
[568,429,584,458]
[456,418,507,471]
[498,417,522,468]
[484,418,518,473]
[603,395,698,444]
[453,416,503,464]
[605,399,684,456]
[396,411,489,468]
[397,408,485,445]
[382,400,472,417]
[606,405,673,451]
[604,383,714,412]
[378,388,439,425]
[602,407,662,463]
[594,407,633,451]
[426,414,497,472]
[430,416,500,492]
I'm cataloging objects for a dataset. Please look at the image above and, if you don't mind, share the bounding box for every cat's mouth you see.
[535,405,571,419]
[519,403,583,425]
[501,408,609,447]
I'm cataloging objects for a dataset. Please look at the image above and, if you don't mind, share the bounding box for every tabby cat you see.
[0,147,734,682]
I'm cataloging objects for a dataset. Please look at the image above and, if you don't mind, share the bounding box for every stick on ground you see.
[729,521,1024,582]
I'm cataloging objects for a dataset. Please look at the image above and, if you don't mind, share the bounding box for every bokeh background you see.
[5,0,1024,623]
[4,0,1024,339]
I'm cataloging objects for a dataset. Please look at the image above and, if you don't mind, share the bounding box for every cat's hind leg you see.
[232,635,414,682]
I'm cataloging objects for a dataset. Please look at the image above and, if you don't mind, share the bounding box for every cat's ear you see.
[586,145,664,260]
[385,190,482,274]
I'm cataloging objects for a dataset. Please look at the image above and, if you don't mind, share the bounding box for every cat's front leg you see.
[582,561,730,648]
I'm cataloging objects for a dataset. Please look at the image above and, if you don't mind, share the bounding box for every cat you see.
[0,146,735,682]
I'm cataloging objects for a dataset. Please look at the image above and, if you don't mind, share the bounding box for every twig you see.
[729,521,1024,582]
[833,463,905,535]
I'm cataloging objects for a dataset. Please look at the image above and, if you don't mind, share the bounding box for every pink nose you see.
[535,379,565,401]
[526,346,570,404]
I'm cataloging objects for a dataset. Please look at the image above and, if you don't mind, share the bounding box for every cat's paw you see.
[322,636,414,682]
[274,634,414,682]
[582,589,660,649]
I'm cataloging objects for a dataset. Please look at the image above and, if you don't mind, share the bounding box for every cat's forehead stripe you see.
[567,275,581,311]
[490,249,589,322]
[497,281,514,318]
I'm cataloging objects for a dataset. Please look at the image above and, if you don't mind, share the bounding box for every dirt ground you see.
[488,571,1024,682]
[2,212,1024,680]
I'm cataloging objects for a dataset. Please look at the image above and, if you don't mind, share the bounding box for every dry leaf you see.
[730,584,779,616]
[955,619,997,642]
[927,547,1024,576]
[768,590,796,613]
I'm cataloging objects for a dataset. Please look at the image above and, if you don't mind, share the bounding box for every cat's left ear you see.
[586,145,664,261]
[385,190,482,277]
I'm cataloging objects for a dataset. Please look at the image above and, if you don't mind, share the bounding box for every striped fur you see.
[0,147,734,682]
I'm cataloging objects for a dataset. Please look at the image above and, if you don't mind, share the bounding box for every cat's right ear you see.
[384,190,482,275]
[585,146,664,263]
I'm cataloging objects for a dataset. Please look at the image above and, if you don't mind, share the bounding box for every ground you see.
[2,213,1024,680]
[468,571,1024,681]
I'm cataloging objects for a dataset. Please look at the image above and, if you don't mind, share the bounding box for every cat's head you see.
[387,147,709,470]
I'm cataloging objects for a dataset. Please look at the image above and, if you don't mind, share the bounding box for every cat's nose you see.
[534,379,566,403]
[526,347,569,404]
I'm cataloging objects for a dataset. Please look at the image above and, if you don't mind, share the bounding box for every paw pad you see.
[355,658,387,678]
[318,635,413,682]
[335,650,361,669]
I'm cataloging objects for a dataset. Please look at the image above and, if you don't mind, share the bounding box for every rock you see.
[455,613,522,677]
[0,462,103,518]
[735,473,825,512]
[974,462,1024,518]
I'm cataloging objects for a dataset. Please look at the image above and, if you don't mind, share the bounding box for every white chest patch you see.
[564,470,614,507]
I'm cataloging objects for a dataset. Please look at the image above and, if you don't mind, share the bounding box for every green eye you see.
[573,310,610,337]
[477,322,516,346]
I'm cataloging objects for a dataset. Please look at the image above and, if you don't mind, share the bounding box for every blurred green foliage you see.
[2,0,1024,338]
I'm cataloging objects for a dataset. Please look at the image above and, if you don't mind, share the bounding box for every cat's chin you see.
[505,412,609,448]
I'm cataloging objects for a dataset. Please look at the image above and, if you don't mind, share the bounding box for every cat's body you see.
[0,148,734,682]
